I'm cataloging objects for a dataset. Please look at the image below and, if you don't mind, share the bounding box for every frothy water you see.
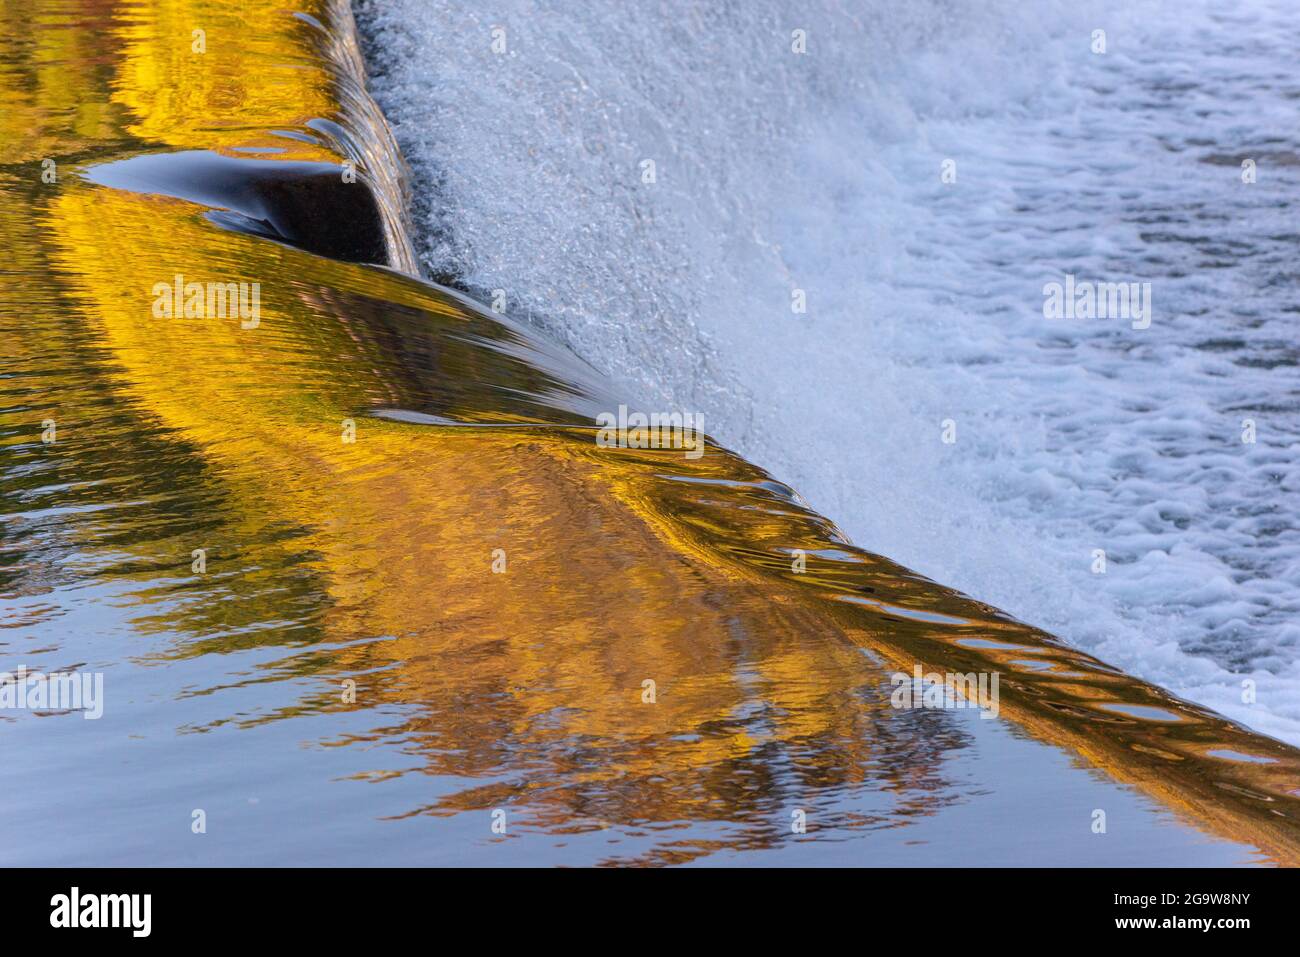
[356,0,1300,743]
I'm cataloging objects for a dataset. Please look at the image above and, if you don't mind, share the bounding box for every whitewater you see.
[355,0,1300,743]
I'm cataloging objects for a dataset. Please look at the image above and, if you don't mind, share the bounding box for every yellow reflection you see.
[110,0,338,159]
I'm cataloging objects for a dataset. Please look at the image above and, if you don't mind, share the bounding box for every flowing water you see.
[357,0,1300,744]
[2,0,1300,866]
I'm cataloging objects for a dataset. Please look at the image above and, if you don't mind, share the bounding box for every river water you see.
[358,0,1300,744]
[2,0,1299,865]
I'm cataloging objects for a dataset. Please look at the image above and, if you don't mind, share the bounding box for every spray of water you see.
[357,0,1300,743]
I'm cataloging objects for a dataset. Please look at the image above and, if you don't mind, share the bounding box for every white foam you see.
[357,0,1300,744]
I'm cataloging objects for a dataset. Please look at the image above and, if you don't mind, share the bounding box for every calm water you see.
[2,0,1299,866]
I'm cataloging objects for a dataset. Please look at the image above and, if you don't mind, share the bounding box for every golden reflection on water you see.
[4,0,1300,865]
